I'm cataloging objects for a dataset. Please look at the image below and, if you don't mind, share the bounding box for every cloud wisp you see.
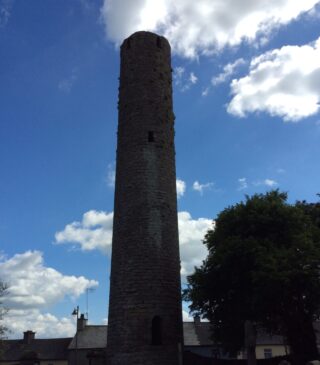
[192,180,214,195]
[0,0,14,28]
[237,177,278,190]
[100,0,320,58]
[106,163,116,188]
[253,179,278,187]
[176,179,186,198]
[58,69,78,93]
[212,58,246,86]
[238,177,248,191]
[174,67,198,91]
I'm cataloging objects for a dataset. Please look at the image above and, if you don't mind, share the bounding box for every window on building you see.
[152,316,162,345]
[264,348,272,359]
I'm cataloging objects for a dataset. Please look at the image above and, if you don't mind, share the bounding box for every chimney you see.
[23,330,35,344]
[77,313,87,331]
[194,315,201,325]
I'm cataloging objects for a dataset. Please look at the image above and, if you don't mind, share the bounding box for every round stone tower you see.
[106,32,183,365]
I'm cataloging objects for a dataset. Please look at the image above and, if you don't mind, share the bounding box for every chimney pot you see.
[77,313,87,331]
[23,331,35,344]
[194,315,201,325]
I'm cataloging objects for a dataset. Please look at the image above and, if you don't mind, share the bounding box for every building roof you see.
[4,318,317,361]
[256,331,285,345]
[67,323,214,349]
[67,322,286,349]
[183,322,212,346]
[0,338,72,361]
[68,326,107,349]
[183,322,286,347]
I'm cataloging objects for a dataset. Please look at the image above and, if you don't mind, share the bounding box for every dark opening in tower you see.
[148,131,155,142]
[151,316,162,345]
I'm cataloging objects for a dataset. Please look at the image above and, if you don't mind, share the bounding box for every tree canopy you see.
[183,191,320,364]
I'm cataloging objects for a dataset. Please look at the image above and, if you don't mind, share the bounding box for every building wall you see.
[238,345,288,359]
[184,346,231,359]
[68,349,90,365]
[185,346,214,358]
[107,31,183,365]
[69,349,106,365]
[256,344,288,359]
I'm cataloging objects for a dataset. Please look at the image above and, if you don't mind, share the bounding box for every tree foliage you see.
[183,191,320,364]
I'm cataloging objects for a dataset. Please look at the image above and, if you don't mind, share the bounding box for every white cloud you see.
[0,251,97,338]
[228,37,320,121]
[176,179,186,198]
[238,177,248,190]
[192,180,214,195]
[174,66,185,79]
[238,177,278,190]
[58,68,78,93]
[212,58,245,85]
[202,87,210,97]
[55,210,114,254]
[182,72,198,91]
[0,251,98,310]
[189,72,198,84]
[253,178,278,187]
[182,309,194,322]
[0,0,14,28]
[3,309,75,338]
[174,67,198,91]
[100,0,320,58]
[264,179,278,187]
[178,211,213,280]
[106,163,116,188]
[55,210,213,279]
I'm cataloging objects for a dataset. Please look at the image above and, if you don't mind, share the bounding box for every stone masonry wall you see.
[106,32,183,365]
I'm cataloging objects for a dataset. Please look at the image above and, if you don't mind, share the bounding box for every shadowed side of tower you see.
[106,32,183,365]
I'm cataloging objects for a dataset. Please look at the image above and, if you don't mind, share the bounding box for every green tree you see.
[183,191,320,365]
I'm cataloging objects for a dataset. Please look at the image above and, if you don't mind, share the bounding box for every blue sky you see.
[0,0,319,338]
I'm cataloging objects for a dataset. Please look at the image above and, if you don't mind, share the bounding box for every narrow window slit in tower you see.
[152,316,162,345]
[148,131,154,142]
[127,39,131,49]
